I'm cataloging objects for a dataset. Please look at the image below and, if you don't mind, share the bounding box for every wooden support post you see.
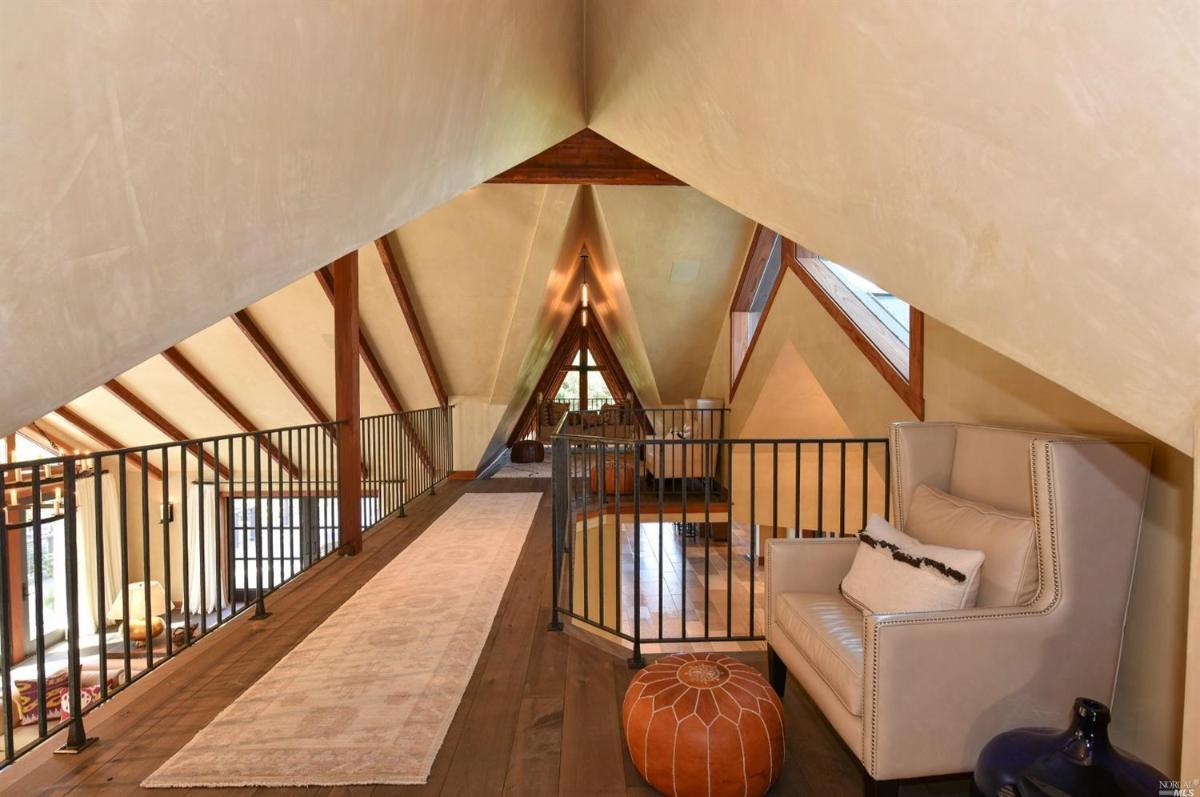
[334,251,363,556]
[1,435,25,663]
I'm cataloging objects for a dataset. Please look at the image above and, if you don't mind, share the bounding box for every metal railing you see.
[360,406,453,530]
[0,408,451,766]
[549,431,889,665]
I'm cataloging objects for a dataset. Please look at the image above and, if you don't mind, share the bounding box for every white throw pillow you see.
[841,515,984,614]
[905,484,1039,607]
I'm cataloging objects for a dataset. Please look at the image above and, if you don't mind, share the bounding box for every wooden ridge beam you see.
[231,310,333,431]
[102,380,231,479]
[160,346,301,479]
[51,406,164,480]
[375,235,448,406]
[487,129,686,186]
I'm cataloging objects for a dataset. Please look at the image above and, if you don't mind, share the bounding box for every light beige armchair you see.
[765,422,1152,791]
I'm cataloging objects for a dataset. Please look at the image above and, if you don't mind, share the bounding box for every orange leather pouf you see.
[622,653,784,797]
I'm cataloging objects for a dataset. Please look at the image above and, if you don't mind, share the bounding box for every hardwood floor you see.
[0,478,969,796]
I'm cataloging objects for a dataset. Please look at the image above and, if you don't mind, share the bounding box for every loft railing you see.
[0,408,450,766]
[547,406,728,442]
[548,430,889,666]
[359,406,453,530]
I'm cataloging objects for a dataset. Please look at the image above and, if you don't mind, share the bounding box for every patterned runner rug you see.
[144,492,541,787]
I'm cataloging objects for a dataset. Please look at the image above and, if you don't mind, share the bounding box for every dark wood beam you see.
[375,235,448,406]
[160,346,301,478]
[487,128,686,186]
[786,240,925,419]
[102,380,230,479]
[51,406,164,480]
[314,264,435,473]
[315,266,404,414]
[730,225,785,400]
[231,310,333,430]
[507,314,585,446]
[333,251,363,555]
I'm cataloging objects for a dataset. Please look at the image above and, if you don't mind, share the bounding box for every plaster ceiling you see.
[0,0,584,437]
[586,1,1200,453]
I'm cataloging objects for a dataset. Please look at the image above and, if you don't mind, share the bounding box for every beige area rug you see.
[143,492,541,788]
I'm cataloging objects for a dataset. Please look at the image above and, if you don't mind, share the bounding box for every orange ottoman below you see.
[622,653,784,797]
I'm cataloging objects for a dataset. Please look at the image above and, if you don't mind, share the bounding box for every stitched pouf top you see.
[622,653,784,797]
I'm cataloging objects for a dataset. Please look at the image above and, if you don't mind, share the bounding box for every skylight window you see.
[822,260,910,345]
[787,240,924,418]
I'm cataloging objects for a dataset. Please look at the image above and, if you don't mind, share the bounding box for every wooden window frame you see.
[786,240,925,419]
[729,225,785,400]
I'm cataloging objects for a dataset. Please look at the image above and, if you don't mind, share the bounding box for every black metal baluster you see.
[30,467,48,738]
[0,491,15,763]
[817,442,825,538]
[161,447,172,659]
[140,457,152,673]
[252,436,269,619]
[657,439,665,641]
[726,441,733,639]
[861,441,870,531]
[794,442,801,538]
[703,440,711,639]
[630,441,643,667]
[180,447,190,647]
[749,442,756,638]
[58,463,95,752]
[93,455,108,700]
[680,440,687,642]
[118,459,131,685]
[839,441,847,537]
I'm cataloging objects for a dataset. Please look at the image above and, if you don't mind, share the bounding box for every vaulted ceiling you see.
[2,2,1195,454]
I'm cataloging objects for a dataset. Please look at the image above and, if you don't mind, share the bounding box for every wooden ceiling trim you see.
[487,128,686,186]
[102,380,231,478]
[507,316,583,446]
[315,266,405,414]
[51,406,164,480]
[729,225,786,401]
[785,240,925,419]
[375,235,448,406]
[160,346,301,478]
[231,310,333,430]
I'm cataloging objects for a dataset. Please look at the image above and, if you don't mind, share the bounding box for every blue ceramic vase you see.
[972,697,1166,796]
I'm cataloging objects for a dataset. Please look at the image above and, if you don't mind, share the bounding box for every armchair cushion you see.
[775,592,865,716]
[841,515,984,613]
[906,484,1038,607]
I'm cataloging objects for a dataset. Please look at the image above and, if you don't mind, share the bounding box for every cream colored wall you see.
[1186,418,1199,779]
[590,187,754,404]
[1,0,584,438]
[453,401,510,473]
[587,1,1200,454]
[709,271,1194,775]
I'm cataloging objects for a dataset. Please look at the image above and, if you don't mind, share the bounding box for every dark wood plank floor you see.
[0,478,970,796]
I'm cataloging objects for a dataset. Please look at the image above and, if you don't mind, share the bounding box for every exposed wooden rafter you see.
[375,235,448,406]
[314,266,404,414]
[160,346,301,478]
[51,405,164,480]
[231,309,333,430]
[488,128,686,186]
[315,264,436,472]
[103,380,231,479]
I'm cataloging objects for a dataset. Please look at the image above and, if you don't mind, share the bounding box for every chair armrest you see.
[862,606,1068,779]
[765,537,858,632]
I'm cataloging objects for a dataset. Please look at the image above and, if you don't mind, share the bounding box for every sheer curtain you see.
[75,472,123,634]
[188,482,228,614]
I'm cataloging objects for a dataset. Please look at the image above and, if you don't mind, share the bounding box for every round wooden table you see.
[622,653,784,797]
